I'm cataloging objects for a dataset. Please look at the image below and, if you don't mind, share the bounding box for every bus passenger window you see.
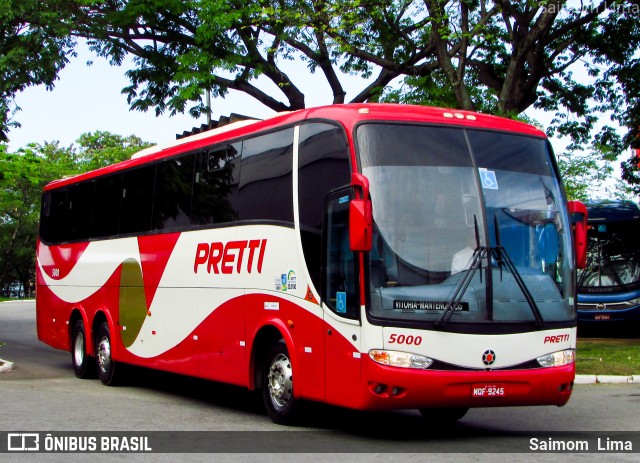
[67,182,94,241]
[191,144,240,226]
[120,166,156,235]
[153,155,194,231]
[298,122,351,292]
[238,128,294,223]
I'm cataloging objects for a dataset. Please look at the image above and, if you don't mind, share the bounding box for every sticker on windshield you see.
[336,292,347,314]
[479,168,498,190]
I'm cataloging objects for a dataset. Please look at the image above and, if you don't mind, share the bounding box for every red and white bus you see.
[36,103,585,424]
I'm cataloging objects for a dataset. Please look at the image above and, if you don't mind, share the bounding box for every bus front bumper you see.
[356,356,575,411]
[577,292,640,323]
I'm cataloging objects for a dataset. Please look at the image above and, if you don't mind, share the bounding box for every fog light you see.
[374,383,387,395]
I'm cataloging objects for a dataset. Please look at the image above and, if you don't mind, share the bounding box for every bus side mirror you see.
[350,173,372,252]
[568,200,588,269]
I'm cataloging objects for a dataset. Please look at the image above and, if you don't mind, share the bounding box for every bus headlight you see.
[537,349,575,368]
[369,350,434,369]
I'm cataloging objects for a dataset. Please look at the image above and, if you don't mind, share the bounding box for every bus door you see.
[322,188,362,407]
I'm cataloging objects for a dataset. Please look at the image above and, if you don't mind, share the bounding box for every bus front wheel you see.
[71,319,95,379]
[95,322,120,386]
[261,342,300,424]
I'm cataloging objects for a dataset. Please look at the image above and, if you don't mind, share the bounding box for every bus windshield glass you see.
[578,201,640,292]
[357,123,574,329]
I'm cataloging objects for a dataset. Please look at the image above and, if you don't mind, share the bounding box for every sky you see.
[6,42,362,152]
[5,41,632,201]
[6,42,566,153]
[7,44,267,151]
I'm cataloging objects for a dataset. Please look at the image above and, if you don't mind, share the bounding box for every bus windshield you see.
[357,123,574,329]
[578,201,640,292]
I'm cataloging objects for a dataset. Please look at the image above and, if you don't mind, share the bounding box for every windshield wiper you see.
[492,215,545,327]
[437,216,486,327]
[577,253,595,288]
[598,239,630,291]
[437,215,545,328]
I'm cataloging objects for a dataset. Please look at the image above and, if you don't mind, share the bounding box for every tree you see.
[0,132,151,297]
[0,0,75,141]
[73,131,152,170]
[2,1,640,190]
[0,143,71,296]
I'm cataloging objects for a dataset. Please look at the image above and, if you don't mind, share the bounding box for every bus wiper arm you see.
[437,216,485,327]
[436,248,488,327]
[577,253,595,287]
[599,242,629,290]
[493,215,545,327]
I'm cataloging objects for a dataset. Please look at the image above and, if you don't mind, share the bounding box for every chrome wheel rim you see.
[73,331,84,367]
[267,353,293,408]
[97,336,111,374]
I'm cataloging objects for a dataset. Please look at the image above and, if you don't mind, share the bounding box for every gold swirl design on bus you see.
[119,258,149,348]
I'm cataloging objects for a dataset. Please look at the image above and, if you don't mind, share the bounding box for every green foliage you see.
[576,338,640,376]
[556,148,613,201]
[1,1,639,192]
[0,132,152,297]
[0,0,76,141]
[73,131,152,170]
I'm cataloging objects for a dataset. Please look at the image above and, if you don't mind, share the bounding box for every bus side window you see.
[238,128,294,223]
[67,181,94,241]
[92,174,122,239]
[298,122,351,292]
[152,155,194,231]
[323,188,359,320]
[191,144,240,225]
[41,189,68,243]
[120,165,156,235]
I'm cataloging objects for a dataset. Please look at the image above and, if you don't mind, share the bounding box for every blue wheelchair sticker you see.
[336,291,347,314]
[479,169,498,190]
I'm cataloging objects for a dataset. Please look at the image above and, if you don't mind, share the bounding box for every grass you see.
[576,338,640,376]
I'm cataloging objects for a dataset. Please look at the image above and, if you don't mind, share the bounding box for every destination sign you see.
[393,300,470,312]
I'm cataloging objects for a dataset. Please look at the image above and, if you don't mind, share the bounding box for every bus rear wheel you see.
[71,319,95,379]
[95,322,120,386]
[261,342,300,425]
[418,407,469,423]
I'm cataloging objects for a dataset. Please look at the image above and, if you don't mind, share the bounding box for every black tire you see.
[71,319,96,379]
[95,322,120,386]
[418,407,469,423]
[261,342,301,425]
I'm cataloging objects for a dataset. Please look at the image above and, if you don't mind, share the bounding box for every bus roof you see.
[585,200,640,222]
[44,103,546,191]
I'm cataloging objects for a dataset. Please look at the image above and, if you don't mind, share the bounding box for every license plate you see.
[472,384,506,397]
[594,314,610,320]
